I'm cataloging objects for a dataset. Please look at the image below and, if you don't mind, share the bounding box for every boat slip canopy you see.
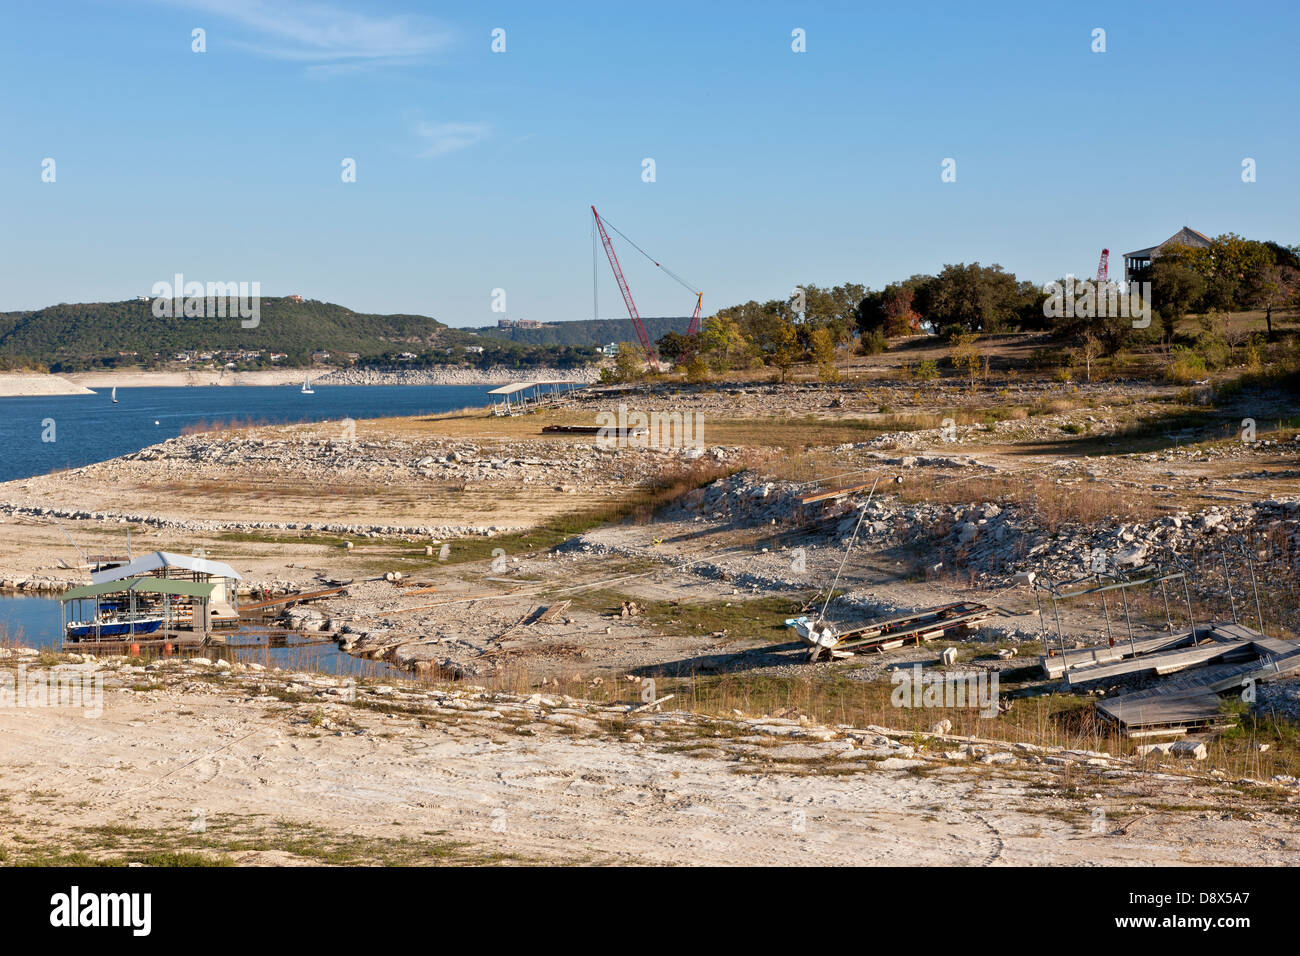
[486,381,577,395]
[90,550,242,585]
[61,578,216,603]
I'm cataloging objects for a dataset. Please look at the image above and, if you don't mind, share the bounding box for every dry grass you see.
[895,471,1168,532]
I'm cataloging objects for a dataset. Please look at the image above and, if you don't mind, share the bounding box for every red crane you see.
[592,205,656,365]
[1096,248,1110,284]
[591,205,703,369]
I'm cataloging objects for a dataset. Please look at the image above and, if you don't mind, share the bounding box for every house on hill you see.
[1124,227,1212,280]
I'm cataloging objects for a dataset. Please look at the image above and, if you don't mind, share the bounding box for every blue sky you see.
[2,0,1297,326]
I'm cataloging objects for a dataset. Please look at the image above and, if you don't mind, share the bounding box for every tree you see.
[881,285,921,336]
[770,322,800,383]
[925,263,1026,332]
[809,327,838,381]
[1151,259,1205,341]
[695,314,753,372]
[1244,261,1300,341]
[683,354,710,382]
[1076,331,1102,383]
[655,330,693,365]
[610,342,646,382]
[1160,234,1272,312]
[948,332,982,387]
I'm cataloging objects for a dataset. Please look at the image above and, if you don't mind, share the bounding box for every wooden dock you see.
[238,586,347,615]
[1084,623,1300,736]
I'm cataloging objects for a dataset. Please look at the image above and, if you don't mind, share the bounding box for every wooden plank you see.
[1098,690,1225,729]
[238,586,346,614]
[1249,636,1298,657]
[1063,641,1250,685]
[532,600,571,624]
[1041,630,1197,679]
[797,481,876,505]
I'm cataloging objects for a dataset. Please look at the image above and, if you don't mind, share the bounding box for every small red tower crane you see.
[1096,248,1110,284]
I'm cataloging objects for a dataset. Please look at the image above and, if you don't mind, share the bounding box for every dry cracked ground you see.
[2,377,1299,864]
[1,656,1297,866]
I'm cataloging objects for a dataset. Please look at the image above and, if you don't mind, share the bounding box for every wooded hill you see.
[471,315,692,347]
[0,298,482,369]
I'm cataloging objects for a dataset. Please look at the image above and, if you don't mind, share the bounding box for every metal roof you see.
[133,578,215,598]
[60,577,216,602]
[60,581,127,601]
[487,381,583,395]
[91,550,242,585]
[1124,226,1213,259]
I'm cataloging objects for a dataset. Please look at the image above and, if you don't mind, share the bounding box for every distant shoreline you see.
[0,366,599,397]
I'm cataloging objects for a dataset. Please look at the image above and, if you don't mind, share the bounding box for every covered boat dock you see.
[487,381,584,416]
[59,577,216,649]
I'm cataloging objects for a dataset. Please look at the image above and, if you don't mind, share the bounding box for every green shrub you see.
[858,331,887,355]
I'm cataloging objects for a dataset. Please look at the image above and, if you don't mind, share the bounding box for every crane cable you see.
[596,213,701,297]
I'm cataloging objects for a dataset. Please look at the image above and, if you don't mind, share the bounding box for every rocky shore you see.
[318,366,599,386]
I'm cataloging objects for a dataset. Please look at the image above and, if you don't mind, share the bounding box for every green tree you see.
[925,263,1025,332]
[655,330,693,366]
[770,322,800,383]
[1151,259,1206,341]
[809,327,838,381]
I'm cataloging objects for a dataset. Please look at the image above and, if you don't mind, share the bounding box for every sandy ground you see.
[2,665,1296,866]
[67,368,314,389]
[0,373,95,396]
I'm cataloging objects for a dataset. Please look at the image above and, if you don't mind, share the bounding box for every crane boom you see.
[591,205,657,367]
[687,292,703,337]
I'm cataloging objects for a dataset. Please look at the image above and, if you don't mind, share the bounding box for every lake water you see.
[0,382,499,676]
[0,383,496,483]
[0,594,403,678]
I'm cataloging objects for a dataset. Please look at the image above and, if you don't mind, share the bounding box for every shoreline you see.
[0,365,599,397]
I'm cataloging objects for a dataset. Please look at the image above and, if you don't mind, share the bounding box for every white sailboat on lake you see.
[111,387,117,404]
[301,375,314,394]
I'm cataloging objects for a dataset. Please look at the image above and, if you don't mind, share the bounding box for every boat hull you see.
[66,617,164,640]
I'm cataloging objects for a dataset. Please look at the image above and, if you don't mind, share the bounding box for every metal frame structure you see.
[1034,558,1196,688]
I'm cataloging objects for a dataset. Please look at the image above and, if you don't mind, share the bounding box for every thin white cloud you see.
[156,0,454,65]
[412,121,490,158]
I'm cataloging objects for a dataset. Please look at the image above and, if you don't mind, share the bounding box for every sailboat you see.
[301,375,314,395]
[111,386,118,404]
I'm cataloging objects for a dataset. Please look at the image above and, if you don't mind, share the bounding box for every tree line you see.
[625,234,1300,380]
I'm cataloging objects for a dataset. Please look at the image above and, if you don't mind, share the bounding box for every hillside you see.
[0,298,481,368]
[471,315,692,347]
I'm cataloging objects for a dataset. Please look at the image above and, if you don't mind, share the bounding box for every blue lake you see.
[0,382,503,676]
[0,383,497,484]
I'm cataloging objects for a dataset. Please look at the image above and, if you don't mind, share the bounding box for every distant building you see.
[465,345,485,355]
[285,294,304,303]
[311,350,331,363]
[496,318,543,329]
[601,342,619,357]
[1124,226,1213,281]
